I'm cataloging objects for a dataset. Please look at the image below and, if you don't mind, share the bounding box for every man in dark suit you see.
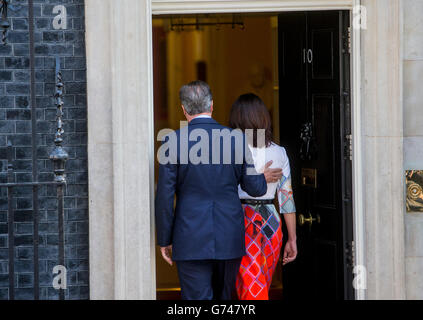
[155,81,282,300]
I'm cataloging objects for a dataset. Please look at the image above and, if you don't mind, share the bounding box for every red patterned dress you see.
[236,143,296,300]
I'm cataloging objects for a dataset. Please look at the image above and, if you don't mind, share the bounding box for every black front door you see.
[278,11,354,300]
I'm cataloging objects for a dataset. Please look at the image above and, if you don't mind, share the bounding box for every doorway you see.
[152,10,354,300]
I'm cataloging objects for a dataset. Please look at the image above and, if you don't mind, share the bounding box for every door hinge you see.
[345,240,355,268]
[344,134,352,161]
[343,26,352,55]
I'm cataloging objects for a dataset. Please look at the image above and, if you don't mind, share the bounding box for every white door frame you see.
[86,0,406,300]
[150,0,364,300]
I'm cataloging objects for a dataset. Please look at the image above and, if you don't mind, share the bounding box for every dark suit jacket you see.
[155,117,267,261]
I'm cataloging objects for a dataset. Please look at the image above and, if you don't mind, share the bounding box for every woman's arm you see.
[283,213,297,241]
[282,213,297,265]
[277,147,298,265]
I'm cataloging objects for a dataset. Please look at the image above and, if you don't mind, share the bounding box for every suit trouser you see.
[176,258,242,300]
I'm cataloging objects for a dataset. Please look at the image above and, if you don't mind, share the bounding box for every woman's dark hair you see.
[229,93,273,148]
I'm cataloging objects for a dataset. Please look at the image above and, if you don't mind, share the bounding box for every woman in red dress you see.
[229,94,298,300]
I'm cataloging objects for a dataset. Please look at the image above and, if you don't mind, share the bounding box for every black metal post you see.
[50,57,68,300]
[28,0,39,300]
[0,0,10,45]
[57,184,65,300]
[6,141,14,300]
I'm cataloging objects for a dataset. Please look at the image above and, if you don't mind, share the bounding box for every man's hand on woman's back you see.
[263,161,283,183]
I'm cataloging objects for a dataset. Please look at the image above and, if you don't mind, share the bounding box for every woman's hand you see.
[282,213,297,265]
[282,239,297,265]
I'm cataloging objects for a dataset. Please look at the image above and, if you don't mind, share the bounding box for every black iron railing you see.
[0,57,68,300]
[1,0,69,300]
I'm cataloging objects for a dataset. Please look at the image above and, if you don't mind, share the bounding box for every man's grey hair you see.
[179,80,213,116]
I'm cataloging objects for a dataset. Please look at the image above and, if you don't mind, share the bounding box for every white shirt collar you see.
[193,115,212,119]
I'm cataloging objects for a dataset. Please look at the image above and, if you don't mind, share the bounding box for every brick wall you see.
[0,0,88,300]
